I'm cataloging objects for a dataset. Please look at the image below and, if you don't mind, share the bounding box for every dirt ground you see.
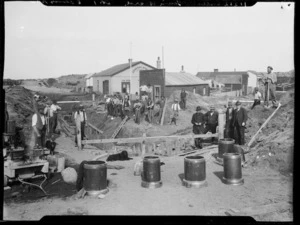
[3,85,293,221]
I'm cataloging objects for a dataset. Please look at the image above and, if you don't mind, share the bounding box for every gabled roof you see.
[247,70,264,79]
[93,61,156,77]
[215,75,242,85]
[165,72,209,86]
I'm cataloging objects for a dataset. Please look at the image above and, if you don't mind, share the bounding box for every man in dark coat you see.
[225,101,234,139]
[180,89,187,110]
[232,100,248,145]
[205,105,219,142]
[191,106,206,148]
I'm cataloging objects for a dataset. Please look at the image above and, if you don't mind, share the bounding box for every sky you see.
[4,2,294,80]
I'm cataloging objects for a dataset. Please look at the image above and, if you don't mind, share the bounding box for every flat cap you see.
[235,100,241,105]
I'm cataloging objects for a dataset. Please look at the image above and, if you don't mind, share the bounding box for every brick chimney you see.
[181,65,185,73]
[157,57,161,69]
[214,69,218,72]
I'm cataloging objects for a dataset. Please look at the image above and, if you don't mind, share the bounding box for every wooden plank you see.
[87,122,104,134]
[57,100,94,104]
[75,113,82,150]
[218,112,225,140]
[82,133,218,145]
[160,97,168,126]
[225,202,292,216]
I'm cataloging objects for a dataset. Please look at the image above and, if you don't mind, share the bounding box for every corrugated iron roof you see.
[165,72,209,86]
[215,75,242,84]
[93,61,156,77]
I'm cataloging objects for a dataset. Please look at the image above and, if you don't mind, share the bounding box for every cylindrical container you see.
[218,138,235,159]
[141,156,162,188]
[223,153,244,185]
[6,120,16,134]
[183,155,207,188]
[83,161,108,196]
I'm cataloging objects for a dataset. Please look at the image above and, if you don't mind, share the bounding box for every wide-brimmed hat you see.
[196,106,201,111]
[236,100,241,106]
[267,66,273,70]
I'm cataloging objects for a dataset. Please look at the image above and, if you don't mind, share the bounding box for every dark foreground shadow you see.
[178,173,184,183]
[213,171,224,183]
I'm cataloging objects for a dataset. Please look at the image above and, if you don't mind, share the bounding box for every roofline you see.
[93,61,157,77]
[165,83,209,87]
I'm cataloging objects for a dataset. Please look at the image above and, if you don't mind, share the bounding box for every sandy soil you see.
[3,132,293,221]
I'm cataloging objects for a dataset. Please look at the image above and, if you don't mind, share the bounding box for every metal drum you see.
[223,153,244,185]
[83,161,108,196]
[183,155,207,188]
[218,138,235,159]
[6,120,16,134]
[141,156,162,188]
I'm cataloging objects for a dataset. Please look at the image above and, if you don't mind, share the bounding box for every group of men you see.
[32,100,61,149]
[191,100,248,148]
[104,92,166,125]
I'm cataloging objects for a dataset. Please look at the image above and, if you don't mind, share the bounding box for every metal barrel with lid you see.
[222,153,244,185]
[141,156,162,188]
[83,161,108,196]
[183,155,207,188]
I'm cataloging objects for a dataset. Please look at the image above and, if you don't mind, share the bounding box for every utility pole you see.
[162,46,164,69]
[129,42,132,94]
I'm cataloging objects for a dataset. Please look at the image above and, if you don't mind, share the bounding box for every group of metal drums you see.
[82,138,243,196]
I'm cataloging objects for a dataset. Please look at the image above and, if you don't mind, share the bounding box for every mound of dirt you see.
[245,90,294,175]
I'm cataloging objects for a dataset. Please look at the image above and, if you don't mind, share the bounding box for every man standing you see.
[146,97,154,124]
[180,89,187,110]
[251,87,262,110]
[191,106,206,149]
[205,105,219,142]
[74,105,87,147]
[263,66,278,108]
[170,98,181,125]
[50,100,61,133]
[232,100,248,145]
[32,106,46,149]
[225,101,234,139]
[122,94,131,119]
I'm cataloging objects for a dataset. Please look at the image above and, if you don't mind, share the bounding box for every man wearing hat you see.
[225,101,234,139]
[232,100,248,145]
[191,106,206,148]
[251,87,262,110]
[50,100,61,133]
[32,106,47,148]
[262,66,278,107]
[74,105,87,147]
[205,105,219,142]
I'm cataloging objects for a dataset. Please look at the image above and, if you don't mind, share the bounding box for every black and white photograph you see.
[2,1,294,221]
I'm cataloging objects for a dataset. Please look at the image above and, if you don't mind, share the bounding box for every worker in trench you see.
[180,89,188,110]
[170,98,181,125]
[146,97,154,124]
[232,100,248,145]
[74,105,87,147]
[251,87,262,110]
[262,66,278,108]
[50,100,61,133]
[133,99,142,124]
[32,106,47,149]
[122,94,131,120]
[191,106,206,149]
[204,105,219,143]
[224,101,234,139]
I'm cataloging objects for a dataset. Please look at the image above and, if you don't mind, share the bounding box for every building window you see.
[193,87,196,94]
[154,85,161,101]
[203,87,206,95]
[121,82,130,94]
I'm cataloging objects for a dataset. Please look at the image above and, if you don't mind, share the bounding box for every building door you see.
[203,87,206,95]
[103,80,109,95]
[153,85,161,101]
[193,87,196,94]
[121,82,130,94]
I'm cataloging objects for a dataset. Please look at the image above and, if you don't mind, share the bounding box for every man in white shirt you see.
[32,107,46,148]
[262,66,278,107]
[251,87,262,110]
[50,100,61,133]
[170,98,181,125]
[74,105,87,147]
